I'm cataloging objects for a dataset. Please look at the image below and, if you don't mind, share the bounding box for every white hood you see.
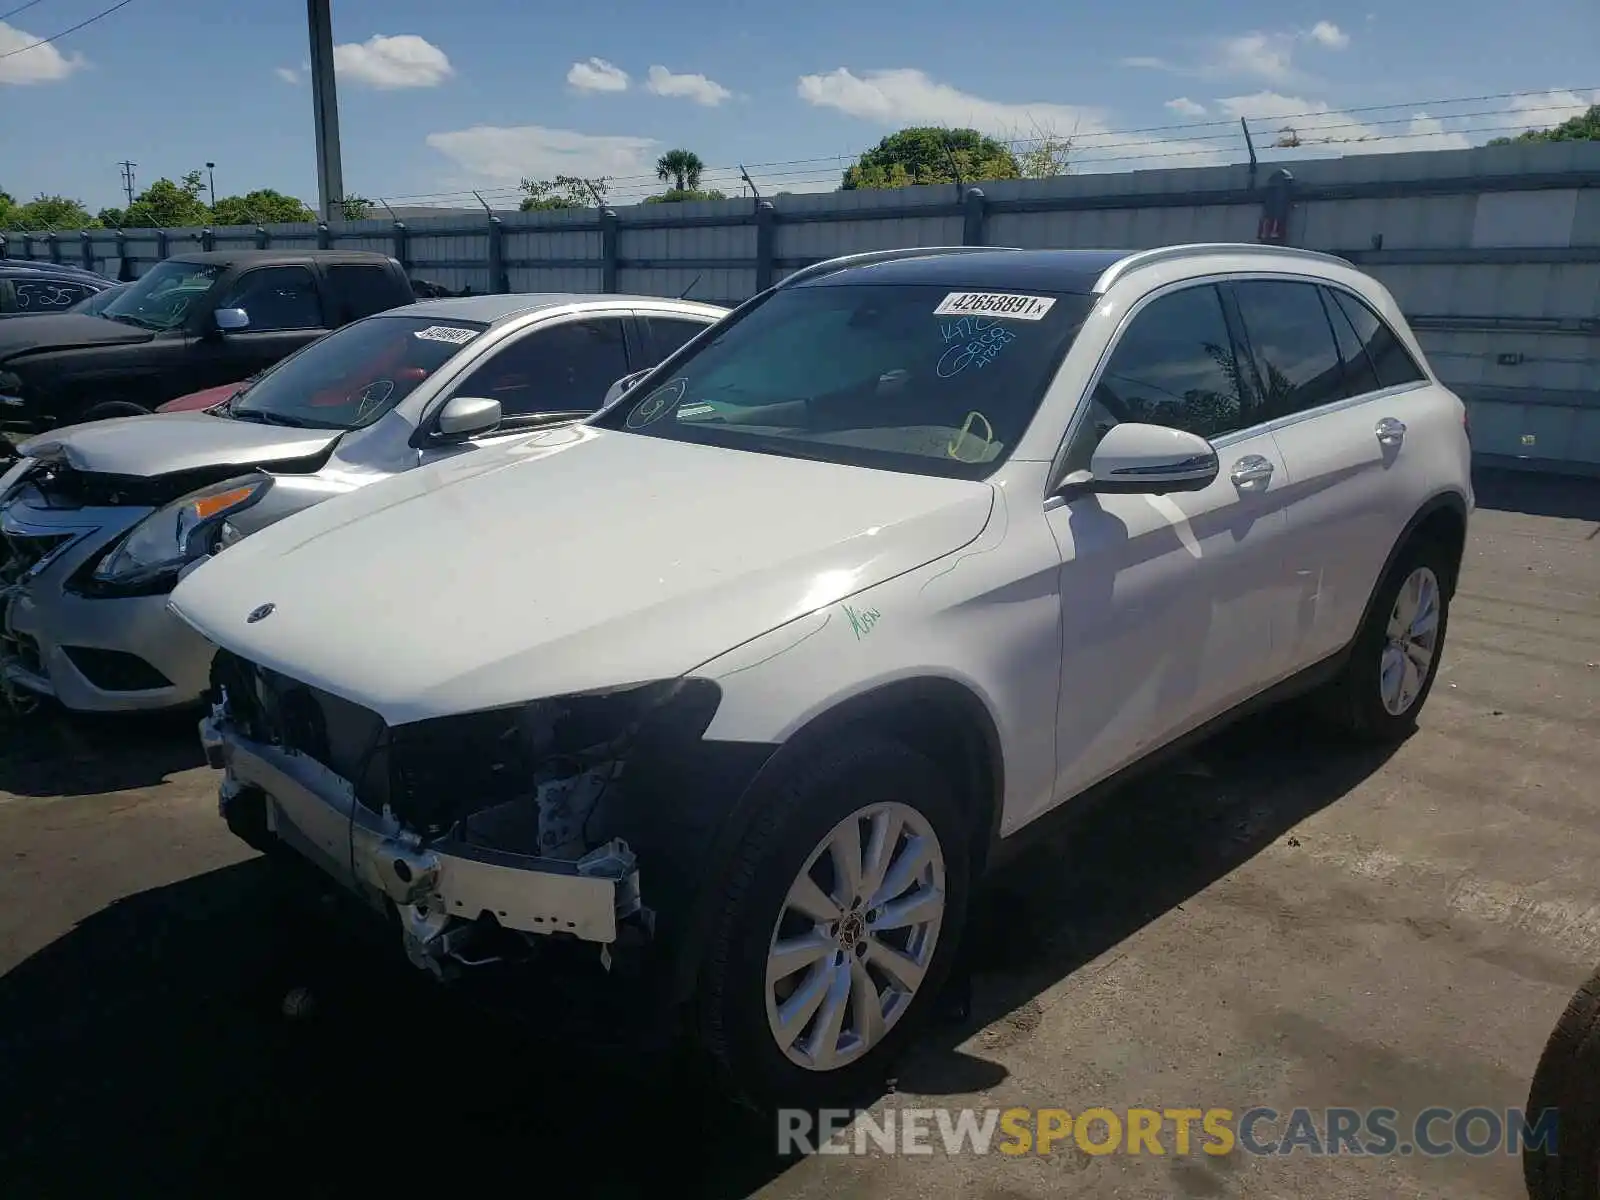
[170,425,995,725]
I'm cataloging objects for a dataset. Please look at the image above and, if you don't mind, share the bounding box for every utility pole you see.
[306,0,345,223]
[118,160,136,208]
[205,162,217,209]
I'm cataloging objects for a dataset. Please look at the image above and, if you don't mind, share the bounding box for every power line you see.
[0,0,50,23]
[0,0,137,61]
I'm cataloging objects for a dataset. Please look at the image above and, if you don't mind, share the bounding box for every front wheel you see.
[79,400,152,423]
[697,736,971,1112]
[1524,968,1600,1199]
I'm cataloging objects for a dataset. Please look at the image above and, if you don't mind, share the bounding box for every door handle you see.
[1230,454,1275,490]
[1376,417,1407,447]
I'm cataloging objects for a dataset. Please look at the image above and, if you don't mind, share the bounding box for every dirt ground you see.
[1,468,1597,1199]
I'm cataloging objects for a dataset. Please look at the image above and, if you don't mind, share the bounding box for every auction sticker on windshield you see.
[933,292,1056,320]
[413,325,480,345]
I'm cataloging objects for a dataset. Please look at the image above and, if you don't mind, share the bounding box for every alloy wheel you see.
[1379,565,1441,716]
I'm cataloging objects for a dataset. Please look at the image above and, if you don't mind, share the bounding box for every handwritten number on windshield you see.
[937,316,1018,379]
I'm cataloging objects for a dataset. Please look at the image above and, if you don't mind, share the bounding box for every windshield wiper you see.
[735,437,841,464]
[230,409,314,428]
[105,313,160,331]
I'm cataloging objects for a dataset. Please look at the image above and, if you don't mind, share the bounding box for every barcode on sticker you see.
[413,325,479,345]
[934,292,1056,320]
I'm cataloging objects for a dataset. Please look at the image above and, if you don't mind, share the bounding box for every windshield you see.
[591,282,1094,479]
[100,260,222,331]
[229,313,489,430]
[70,283,127,316]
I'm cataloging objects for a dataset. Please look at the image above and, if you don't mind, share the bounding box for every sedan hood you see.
[0,313,151,360]
[19,411,341,478]
[172,426,995,725]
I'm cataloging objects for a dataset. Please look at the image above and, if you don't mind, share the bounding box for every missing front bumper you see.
[202,715,647,974]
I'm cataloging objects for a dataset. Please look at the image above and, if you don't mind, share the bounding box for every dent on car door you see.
[1231,279,1432,667]
[1041,282,1295,811]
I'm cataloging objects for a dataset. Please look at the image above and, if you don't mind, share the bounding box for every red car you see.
[155,381,248,414]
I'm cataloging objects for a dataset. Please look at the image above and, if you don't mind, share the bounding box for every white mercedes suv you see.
[173,243,1472,1110]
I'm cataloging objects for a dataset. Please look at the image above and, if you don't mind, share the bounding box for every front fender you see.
[220,470,363,539]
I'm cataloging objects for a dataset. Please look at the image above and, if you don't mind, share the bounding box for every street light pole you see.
[306,0,345,223]
[205,162,216,209]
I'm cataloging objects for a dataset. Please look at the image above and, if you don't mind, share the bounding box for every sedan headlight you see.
[90,475,268,593]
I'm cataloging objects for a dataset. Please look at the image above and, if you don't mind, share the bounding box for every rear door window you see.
[450,317,631,419]
[1230,280,1346,421]
[12,275,100,313]
[1327,288,1427,390]
[645,315,714,363]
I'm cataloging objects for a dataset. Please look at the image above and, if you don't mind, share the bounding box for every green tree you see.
[212,189,316,225]
[1014,125,1074,178]
[1489,104,1600,145]
[339,195,374,220]
[3,193,98,230]
[655,149,706,192]
[97,206,127,228]
[124,172,211,228]
[642,187,727,204]
[841,127,1021,190]
[519,174,608,211]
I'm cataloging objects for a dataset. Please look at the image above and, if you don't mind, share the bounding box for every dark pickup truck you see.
[0,249,415,433]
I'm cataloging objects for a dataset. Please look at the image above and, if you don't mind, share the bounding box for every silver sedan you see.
[0,292,727,713]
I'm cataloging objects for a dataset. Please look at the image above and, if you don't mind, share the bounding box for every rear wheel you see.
[697,736,971,1112]
[1321,536,1453,741]
[1524,968,1600,1199]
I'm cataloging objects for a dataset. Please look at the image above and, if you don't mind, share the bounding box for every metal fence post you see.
[487,215,506,294]
[155,230,169,261]
[80,231,95,272]
[392,220,408,274]
[1258,168,1295,244]
[317,222,331,250]
[962,187,988,246]
[46,232,61,264]
[600,208,619,293]
[255,225,270,250]
[201,227,215,252]
[0,234,7,258]
[19,233,32,260]
[754,200,777,292]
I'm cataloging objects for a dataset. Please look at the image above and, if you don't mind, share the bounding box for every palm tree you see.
[655,149,705,193]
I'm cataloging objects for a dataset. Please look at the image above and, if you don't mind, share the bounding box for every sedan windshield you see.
[591,282,1094,479]
[100,260,222,331]
[229,313,489,430]
[69,282,129,316]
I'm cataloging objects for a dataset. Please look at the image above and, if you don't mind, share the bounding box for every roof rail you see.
[776,245,1022,291]
[1092,243,1355,292]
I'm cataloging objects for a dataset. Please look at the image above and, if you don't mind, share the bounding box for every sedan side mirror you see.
[1060,422,1219,496]
[601,369,652,410]
[213,307,250,332]
[435,394,502,440]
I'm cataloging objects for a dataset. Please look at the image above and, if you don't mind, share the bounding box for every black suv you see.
[0,249,416,431]
[0,263,116,320]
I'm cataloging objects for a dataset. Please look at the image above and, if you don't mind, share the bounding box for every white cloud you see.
[275,66,301,85]
[796,67,1228,172]
[1165,97,1207,117]
[645,65,732,106]
[1217,92,1471,155]
[425,124,659,183]
[1307,21,1349,49]
[1119,56,1169,70]
[0,20,86,85]
[567,57,629,93]
[334,34,453,89]
[1503,89,1600,132]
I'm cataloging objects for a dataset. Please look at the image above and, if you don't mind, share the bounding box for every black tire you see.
[697,735,972,1113]
[79,400,151,422]
[1524,969,1600,1199]
[1321,535,1454,741]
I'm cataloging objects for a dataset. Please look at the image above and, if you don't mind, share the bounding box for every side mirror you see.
[434,394,502,440]
[213,307,250,332]
[1061,422,1219,496]
[601,369,652,410]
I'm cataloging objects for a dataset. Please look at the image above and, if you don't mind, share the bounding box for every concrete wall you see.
[4,140,1596,473]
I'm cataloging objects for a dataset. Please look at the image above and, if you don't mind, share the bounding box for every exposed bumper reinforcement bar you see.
[201,715,644,961]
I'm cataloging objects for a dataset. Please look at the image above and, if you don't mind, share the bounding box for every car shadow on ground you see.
[0,704,206,797]
[0,705,1397,1198]
[1471,465,1600,523]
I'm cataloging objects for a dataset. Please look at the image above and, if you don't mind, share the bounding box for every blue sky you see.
[2,0,1596,214]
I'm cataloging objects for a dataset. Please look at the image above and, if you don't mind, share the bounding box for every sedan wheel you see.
[1378,565,1441,716]
[765,801,946,1072]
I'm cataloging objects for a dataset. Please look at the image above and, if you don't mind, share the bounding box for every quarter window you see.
[324,264,404,324]
[1231,280,1345,421]
[1327,288,1427,390]
[450,317,630,419]
[1095,284,1246,442]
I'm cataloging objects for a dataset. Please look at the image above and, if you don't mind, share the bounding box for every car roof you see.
[166,249,397,267]
[395,293,728,324]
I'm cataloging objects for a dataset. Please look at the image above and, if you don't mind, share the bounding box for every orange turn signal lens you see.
[190,485,257,522]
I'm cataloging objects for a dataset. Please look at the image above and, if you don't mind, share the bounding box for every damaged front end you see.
[200,651,723,983]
